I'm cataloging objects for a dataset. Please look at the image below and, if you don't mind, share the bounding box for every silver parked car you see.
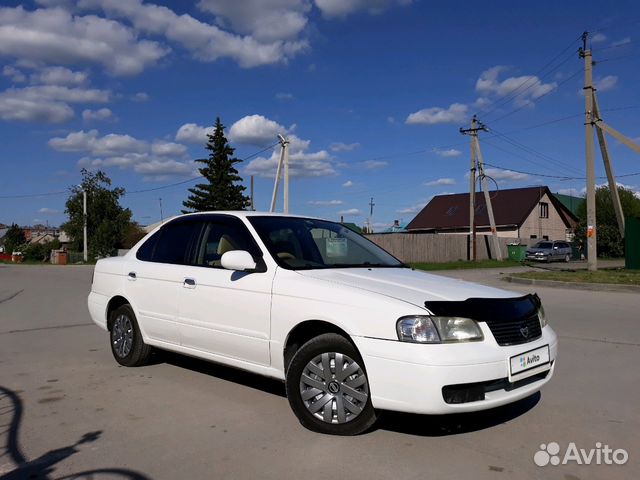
[526,241,572,263]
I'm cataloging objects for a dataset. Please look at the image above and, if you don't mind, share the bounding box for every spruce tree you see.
[182,118,250,213]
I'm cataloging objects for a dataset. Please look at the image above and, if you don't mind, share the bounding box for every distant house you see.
[380,220,408,234]
[406,186,578,241]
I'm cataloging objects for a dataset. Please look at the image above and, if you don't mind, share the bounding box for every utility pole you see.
[270,135,289,213]
[82,187,87,262]
[461,116,502,260]
[250,175,255,211]
[581,32,598,271]
[368,197,375,233]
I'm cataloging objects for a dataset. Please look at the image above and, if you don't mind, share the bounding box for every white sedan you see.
[88,212,557,435]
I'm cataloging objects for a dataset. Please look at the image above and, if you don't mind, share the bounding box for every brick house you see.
[406,186,578,241]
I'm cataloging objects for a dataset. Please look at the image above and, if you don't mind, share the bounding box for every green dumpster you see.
[507,244,527,261]
[626,217,640,270]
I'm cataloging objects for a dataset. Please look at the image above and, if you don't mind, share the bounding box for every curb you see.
[502,275,640,293]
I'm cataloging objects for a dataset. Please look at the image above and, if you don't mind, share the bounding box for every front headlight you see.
[396,316,484,343]
[538,305,548,328]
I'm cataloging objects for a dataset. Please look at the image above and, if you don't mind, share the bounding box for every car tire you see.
[286,333,377,435]
[564,253,571,262]
[109,304,151,367]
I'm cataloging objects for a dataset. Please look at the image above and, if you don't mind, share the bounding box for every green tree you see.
[61,169,133,258]
[3,224,26,254]
[575,186,640,257]
[182,117,250,213]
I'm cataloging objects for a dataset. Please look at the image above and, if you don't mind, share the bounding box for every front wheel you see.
[564,253,571,263]
[286,333,377,435]
[109,304,151,367]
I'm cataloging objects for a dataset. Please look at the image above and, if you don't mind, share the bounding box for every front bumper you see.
[526,254,549,261]
[352,325,558,415]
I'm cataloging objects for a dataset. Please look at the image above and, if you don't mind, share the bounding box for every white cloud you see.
[434,148,462,157]
[38,207,59,214]
[595,75,618,92]
[387,116,396,124]
[0,84,109,123]
[406,103,469,125]
[0,5,168,76]
[338,208,362,216]
[315,0,412,18]
[330,142,360,152]
[175,123,215,144]
[476,66,557,107]
[397,202,427,214]
[49,129,148,156]
[228,114,287,146]
[30,66,88,86]
[360,160,387,169]
[610,37,631,47]
[197,0,310,43]
[342,180,353,187]
[82,107,113,121]
[308,199,344,206]
[151,141,188,157]
[591,32,607,43]
[245,133,334,178]
[275,92,294,100]
[2,65,26,83]
[82,0,308,68]
[483,167,529,182]
[132,92,149,102]
[425,178,456,186]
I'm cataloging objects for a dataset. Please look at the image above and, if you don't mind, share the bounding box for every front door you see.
[177,215,273,366]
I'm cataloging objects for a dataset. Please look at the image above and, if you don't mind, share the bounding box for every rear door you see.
[125,218,202,345]
[177,215,273,365]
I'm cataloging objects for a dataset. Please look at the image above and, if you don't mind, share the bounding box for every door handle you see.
[128,272,137,281]
[183,278,196,288]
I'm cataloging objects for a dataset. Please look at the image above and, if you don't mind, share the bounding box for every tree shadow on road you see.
[0,385,153,480]
[374,392,540,437]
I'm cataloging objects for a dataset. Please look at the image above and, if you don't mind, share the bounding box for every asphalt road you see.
[0,264,638,480]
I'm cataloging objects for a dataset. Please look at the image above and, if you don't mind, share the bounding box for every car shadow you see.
[0,385,153,480]
[160,351,287,398]
[374,392,541,437]
[151,352,541,436]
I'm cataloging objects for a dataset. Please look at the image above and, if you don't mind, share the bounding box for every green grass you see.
[513,269,640,285]
[411,259,524,271]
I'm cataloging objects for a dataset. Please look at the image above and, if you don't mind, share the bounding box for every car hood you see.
[297,267,519,309]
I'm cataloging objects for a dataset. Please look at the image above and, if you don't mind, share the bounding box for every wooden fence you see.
[367,233,538,263]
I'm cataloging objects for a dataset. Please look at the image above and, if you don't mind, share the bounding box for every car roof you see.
[176,211,323,220]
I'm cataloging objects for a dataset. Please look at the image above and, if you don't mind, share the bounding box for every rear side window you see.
[136,231,159,261]
[142,220,201,265]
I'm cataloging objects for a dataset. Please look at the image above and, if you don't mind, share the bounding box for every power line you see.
[479,35,583,119]
[487,68,583,124]
[483,161,640,181]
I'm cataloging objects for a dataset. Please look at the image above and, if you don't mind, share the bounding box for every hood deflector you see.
[424,294,541,323]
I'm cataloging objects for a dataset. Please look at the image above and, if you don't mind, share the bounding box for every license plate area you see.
[509,345,550,380]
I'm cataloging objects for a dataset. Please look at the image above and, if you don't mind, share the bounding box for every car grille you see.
[484,313,542,346]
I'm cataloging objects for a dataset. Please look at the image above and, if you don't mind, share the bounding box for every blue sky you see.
[1,0,639,229]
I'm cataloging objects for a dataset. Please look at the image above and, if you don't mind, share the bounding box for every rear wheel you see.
[109,304,151,367]
[286,333,377,435]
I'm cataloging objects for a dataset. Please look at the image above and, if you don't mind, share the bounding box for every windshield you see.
[534,242,553,249]
[248,216,404,270]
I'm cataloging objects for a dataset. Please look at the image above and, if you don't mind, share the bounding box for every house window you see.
[530,235,537,239]
[539,202,549,218]
[543,235,549,240]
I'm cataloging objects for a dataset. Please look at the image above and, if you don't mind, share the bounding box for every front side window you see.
[194,218,262,268]
[248,216,403,270]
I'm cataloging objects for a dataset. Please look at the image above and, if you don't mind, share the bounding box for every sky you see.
[0,0,639,230]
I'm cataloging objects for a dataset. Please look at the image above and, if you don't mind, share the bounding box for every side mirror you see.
[221,250,257,272]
